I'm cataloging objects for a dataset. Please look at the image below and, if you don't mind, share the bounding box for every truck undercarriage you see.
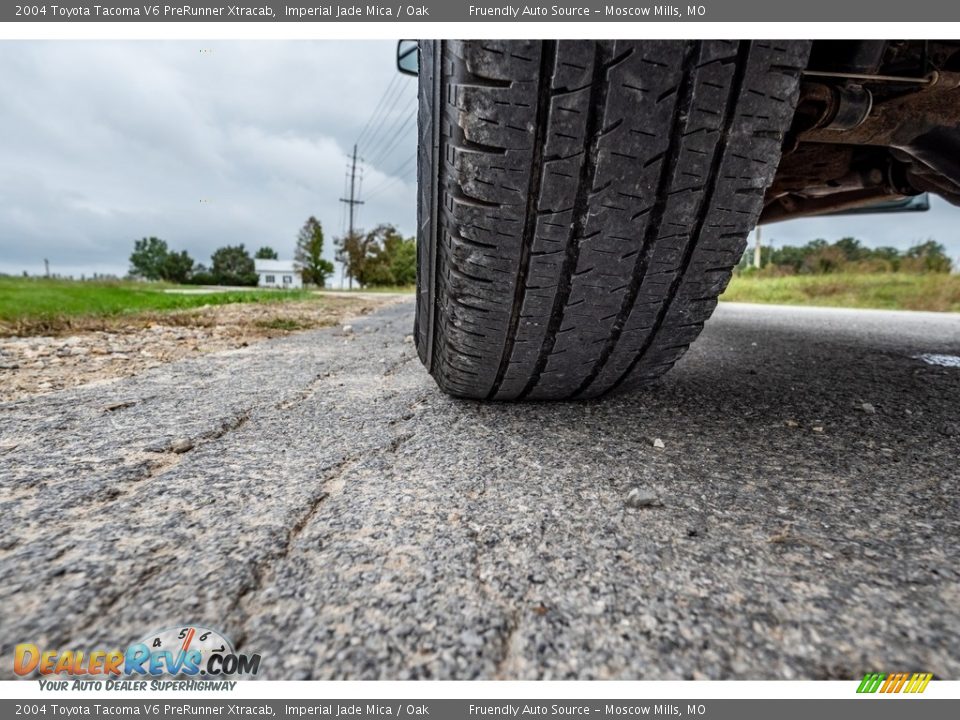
[762,40,960,223]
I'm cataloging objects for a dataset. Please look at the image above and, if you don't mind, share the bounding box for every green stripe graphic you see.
[857,673,885,693]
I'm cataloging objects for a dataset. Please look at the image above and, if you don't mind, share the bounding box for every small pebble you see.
[170,438,194,454]
[784,419,799,428]
[104,401,135,412]
[403,335,414,344]
[652,438,665,450]
[625,487,659,508]
[860,402,876,415]
[342,325,353,334]
[812,426,824,433]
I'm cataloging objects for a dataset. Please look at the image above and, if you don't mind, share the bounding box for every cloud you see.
[0,40,418,279]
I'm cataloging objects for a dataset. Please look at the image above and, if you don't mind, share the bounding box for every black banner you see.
[3,1,960,22]
[1,699,958,720]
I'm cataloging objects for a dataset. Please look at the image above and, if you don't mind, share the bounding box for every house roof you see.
[254,260,298,273]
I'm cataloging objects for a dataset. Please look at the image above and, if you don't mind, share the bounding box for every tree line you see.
[335,224,416,288]
[738,237,954,276]
[128,217,416,287]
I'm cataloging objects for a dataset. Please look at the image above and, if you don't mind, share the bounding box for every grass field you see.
[721,273,960,312]
[4,273,956,337]
[0,278,319,335]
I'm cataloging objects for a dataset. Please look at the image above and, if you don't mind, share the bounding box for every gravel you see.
[625,487,660,508]
[1,300,958,680]
[0,296,388,402]
[170,438,194,454]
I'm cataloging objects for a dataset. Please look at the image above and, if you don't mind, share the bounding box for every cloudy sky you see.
[0,40,418,282]
[1,40,959,280]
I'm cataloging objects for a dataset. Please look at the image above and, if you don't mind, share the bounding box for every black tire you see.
[415,40,810,400]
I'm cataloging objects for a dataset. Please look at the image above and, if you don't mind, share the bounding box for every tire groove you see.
[424,40,443,374]
[607,41,752,394]
[574,40,699,398]
[519,41,612,400]
[487,40,557,399]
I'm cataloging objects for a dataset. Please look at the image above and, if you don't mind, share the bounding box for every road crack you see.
[274,372,336,411]
[382,352,418,377]
[227,456,359,650]
[493,516,548,678]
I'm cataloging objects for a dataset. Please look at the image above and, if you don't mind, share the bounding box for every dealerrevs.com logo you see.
[14,625,261,688]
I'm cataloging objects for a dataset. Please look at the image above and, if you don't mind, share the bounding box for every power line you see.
[363,151,417,198]
[354,73,401,150]
[363,93,417,165]
[367,107,417,169]
[355,167,364,228]
[365,172,416,202]
[365,166,417,202]
[338,167,349,235]
[357,79,408,156]
[364,96,416,165]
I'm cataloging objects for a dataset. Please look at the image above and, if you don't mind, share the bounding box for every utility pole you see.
[339,144,364,289]
[753,226,762,269]
[44,258,50,278]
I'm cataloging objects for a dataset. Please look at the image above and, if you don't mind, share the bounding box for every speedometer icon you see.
[136,625,234,675]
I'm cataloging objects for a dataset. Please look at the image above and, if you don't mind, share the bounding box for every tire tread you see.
[417,40,811,400]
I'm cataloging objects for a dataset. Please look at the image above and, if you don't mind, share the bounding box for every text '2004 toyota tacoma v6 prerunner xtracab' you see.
[401,40,960,400]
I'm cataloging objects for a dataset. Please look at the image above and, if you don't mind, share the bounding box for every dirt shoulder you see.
[0,296,395,402]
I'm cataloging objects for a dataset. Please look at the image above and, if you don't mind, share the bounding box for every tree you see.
[904,239,952,273]
[833,237,866,262]
[867,246,902,270]
[129,237,195,283]
[211,244,257,286]
[335,230,369,288]
[295,216,335,286]
[758,235,955,275]
[390,236,417,286]
[188,262,215,286]
[162,250,194,284]
[336,224,416,287]
[802,245,847,274]
[129,237,170,280]
[769,244,808,272]
[255,246,278,260]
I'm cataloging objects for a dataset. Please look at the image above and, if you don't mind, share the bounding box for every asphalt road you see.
[2,300,958,680]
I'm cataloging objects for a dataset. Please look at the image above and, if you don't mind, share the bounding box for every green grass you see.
[7,273,954,336]
[0,277,317,334]
[255,317,309,331]
[722,272,960,312]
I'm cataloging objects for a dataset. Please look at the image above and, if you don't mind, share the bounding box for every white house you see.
[254,260,303,289]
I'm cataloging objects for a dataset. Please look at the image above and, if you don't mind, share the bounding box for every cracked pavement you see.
[1,300,959,680]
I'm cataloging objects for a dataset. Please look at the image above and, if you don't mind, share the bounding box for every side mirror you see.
[397,40,419,77]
